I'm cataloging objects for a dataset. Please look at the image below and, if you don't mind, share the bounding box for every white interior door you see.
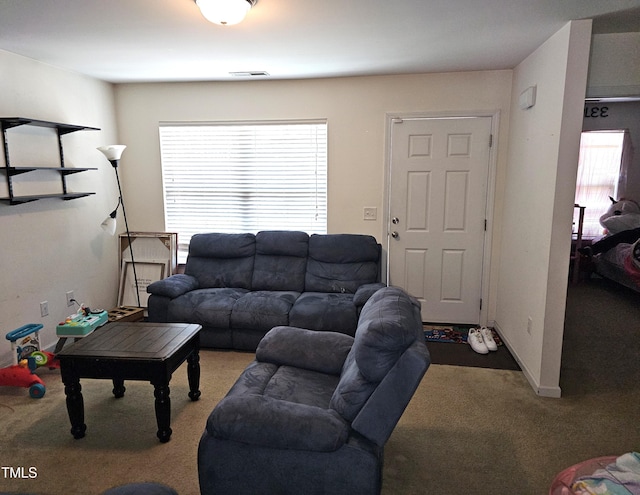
[388,116,492,323]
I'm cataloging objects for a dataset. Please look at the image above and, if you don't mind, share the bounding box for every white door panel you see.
[388,117,491,323]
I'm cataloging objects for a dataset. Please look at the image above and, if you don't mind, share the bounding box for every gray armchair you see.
[198,287,430,495]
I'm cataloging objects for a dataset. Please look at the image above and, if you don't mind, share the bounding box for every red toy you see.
[1,323,58,398]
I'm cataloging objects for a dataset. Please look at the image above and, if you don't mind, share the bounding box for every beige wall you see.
[495,20,592,397]
[114,72,513,239]
[588,32,640,98]
[114,71,513,323]
[0,49,120,365]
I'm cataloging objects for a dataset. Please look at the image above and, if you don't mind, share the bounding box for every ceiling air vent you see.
[229,71,270,77]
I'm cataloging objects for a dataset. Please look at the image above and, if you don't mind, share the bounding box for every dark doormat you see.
[426,341,521,370]
[424,324,521,370]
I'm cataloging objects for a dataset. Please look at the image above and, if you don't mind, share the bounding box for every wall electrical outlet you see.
[66,291,75,307]
[363,207,377,220]
[40,301,49,317]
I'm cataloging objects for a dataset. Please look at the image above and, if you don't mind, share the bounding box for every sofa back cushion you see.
[353,287,421,381]
[329,287,422,421]
[252,231,309,291]
[305,234,380,293]
[185,233,256,289]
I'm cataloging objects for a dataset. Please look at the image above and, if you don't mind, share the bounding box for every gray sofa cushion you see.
[264,366,340,407]
[305,234,380,293]
[329,352,377,422]
[209,358,348,452]
[354,286,421,382]
[185,233,256,289]
[252,231,309,291]
[209,394,349,452]
[230,291,299,330]
[147,273,199,298]
[289,292,358,335]
[167,288,248,329]
[353,282,386,306]
[256,326,354,375]
[225,360,279,396]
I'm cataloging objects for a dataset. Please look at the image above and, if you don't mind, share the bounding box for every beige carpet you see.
[1,278,639,495]
[0,350,255,495]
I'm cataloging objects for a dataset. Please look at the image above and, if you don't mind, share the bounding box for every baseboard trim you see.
[536,384,562,398]
[492,321,562,398]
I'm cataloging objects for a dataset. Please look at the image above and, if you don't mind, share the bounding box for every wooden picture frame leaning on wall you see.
[118,261,166,308]
[118,232,178,308]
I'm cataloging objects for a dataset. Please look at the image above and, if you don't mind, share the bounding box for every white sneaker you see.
[468,328,488,354]
[480,326,497,352]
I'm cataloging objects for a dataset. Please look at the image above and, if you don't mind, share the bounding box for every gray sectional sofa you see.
[197,286,431,494]
[146,231,385,350]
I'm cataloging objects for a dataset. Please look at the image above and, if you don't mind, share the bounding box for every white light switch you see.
[363,207,377,220]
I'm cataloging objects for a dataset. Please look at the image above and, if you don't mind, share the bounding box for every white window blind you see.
[159,121,328,261]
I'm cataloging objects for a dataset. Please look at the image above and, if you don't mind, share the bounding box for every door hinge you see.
[484,219,487,231]
[489,134,493,148]
[480,298,483,310]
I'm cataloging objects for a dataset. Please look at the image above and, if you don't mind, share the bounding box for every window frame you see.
[158,119,328,261]
[574,130,626,239]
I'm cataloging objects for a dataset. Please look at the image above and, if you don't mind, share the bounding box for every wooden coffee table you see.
[57,321,202,443]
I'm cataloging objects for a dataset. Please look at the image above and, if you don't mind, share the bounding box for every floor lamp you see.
[98,145,141,308]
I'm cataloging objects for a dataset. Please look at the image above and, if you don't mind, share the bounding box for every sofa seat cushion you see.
[289,292,358,335]
[225,360,279,396]
[231,291,300,330]
[225,359,340,408]
[208,394,349,452]
[208,359,347,452]
[167,288,249,328]
[264,365,340,408]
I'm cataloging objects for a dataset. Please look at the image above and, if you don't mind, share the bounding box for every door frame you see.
[383,110,501,325]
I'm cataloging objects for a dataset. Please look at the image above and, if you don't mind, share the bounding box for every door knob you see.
[392,217,399,224]
[391,231,399,239]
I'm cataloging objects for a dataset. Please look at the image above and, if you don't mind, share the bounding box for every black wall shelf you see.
[2,193,95,206]
[5,166,96,177]
[1,117,100,205]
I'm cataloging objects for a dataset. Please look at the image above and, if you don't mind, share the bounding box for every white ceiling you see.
[1,0,639,83]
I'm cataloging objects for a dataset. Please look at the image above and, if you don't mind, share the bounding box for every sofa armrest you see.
[146,274,199,299]
[354,283,386,306]
[256,326,353,375]
[207,394,349,452]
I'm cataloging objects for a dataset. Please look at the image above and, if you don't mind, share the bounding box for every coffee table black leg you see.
[63,378,87,439]
[187,350,201,401]
[153,381,172,443]
[112,379,126,398]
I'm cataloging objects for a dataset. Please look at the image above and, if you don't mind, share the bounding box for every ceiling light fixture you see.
[229,71,270,77]
[196,0,258,26]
